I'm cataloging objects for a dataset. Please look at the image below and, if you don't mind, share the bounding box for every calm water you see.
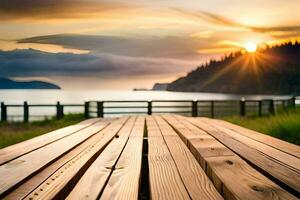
[0,90,292,121]
[0,90,292,103]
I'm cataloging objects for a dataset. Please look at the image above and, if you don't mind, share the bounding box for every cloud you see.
[251,26,300,33]
[0,0,129,21]
[0,49,196,78]
[16,34,212,60]
[172,8,300,36]
[171,8,242,28]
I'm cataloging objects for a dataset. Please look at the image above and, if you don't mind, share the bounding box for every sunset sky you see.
[1,0,300,89]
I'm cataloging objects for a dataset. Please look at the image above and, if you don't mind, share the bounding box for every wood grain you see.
[146,116,190,200]
[164,115,297,200]
[0,118,102,165]
[212,118,300,158]
[154,116,223,200]
[201,118,300,171]
[163,115,233,168]
[100,116,145,200]
[4,119,115,200]
[188,117,300,195]
[0,119,113,197]
[66,117,136,200]
[1,114,299,200]
[206,155,297,200]
[23,117,128,200]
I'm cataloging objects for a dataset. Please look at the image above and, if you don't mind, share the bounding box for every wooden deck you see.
[0,115,299,200]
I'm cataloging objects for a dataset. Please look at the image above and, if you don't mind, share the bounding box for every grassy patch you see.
[0,114,85,149]
[224,108,300,145]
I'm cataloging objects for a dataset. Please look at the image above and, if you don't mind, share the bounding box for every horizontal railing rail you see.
[0,102,84,122]
[0,96,298,122]
[85,97,298,118]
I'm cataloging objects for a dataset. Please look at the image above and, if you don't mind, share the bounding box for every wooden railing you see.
[0,97,298,122]
[86,97,297,118]
[0,102,83,122]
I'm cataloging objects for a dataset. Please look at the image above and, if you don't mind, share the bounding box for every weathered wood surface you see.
[0,119,117,197]
[1,115,299,200]
[186,117,300,195]
[211,119,300,158]
[153,116,222,200]
[66,117,137,200]
[23,117,128,200]
[163,115,298,200]
[147,116,191,199]
[100,116,144,200]
[0,118,103,165]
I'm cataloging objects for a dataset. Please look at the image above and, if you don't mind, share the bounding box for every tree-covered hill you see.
[167,42,300,94]
[0,77,60,89]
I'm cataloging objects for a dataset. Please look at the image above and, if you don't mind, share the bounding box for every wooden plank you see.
[163,115,297,200]
[22,117,129,200]
[0,118,116,197]
[212,118,300,158]
[154,116,222,200]
[146,116,190,200]
[163,115,234,168]
[66,117,137,200]
[201,118,300,171]
[2,114,299,200]
[155,115,193,144]
[100,116,145,200]
[187,117,300,195]
[0,118,102,165]
[3,119,117,199]
[206,155,297,200]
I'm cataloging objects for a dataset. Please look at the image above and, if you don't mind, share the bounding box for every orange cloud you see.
[172,8,300,37]
[0,0,131,21]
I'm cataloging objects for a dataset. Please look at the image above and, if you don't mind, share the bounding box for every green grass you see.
[224,108,300,145]
[0,114,85,149]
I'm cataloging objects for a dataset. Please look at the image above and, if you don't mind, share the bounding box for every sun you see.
[244,42,257,53]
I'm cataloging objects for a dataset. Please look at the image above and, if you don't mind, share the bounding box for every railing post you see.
[291,96,296,108]
[147,101,152,115]
[240,98,246,116]
[210,101,214,118]
[84,102,90,119]
[192,100,198,117]
[56,102,60,119]
[56,102,64,119]
[97,101,104,118]
[258,100,262,117]
[24,101,29,123]
[269,99,275,115]
[1,102,7,122]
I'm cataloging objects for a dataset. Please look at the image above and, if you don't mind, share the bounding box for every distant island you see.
[0,77,61,89]
[133,83,169,91]
[168,42,300,94]
[152,83,169,91]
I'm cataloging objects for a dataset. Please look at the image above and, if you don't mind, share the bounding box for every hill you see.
[167,42,300,94]
[152,83,169,91]
[0,77,61,89]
